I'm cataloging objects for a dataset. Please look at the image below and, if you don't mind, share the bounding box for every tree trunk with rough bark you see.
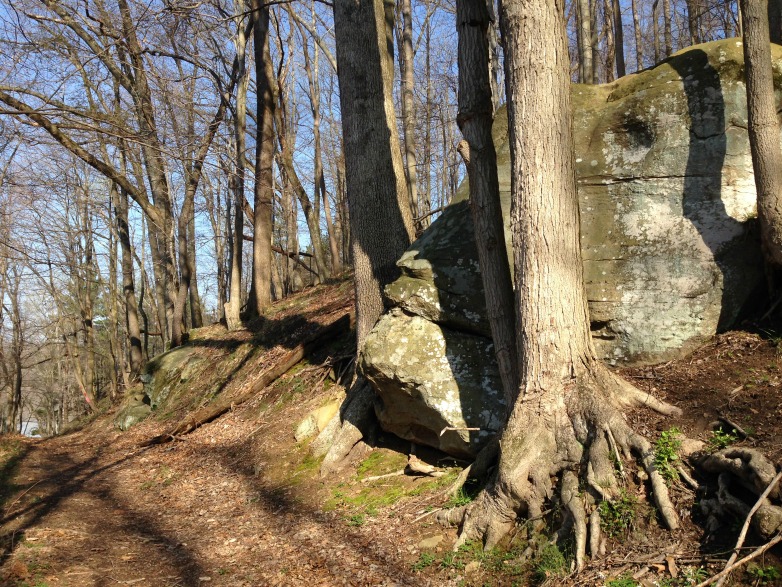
[632,0,644,70]
[577,0,594,82]
[247,0,275,317]
[663,0,672,56]
[320,0,415,473]
[613,0,625,77]
[225,13,249,331]
[113,184,143,378]
[741,0,782,267]
[456,0,518,407]
[440,0,681,564]
[687,0,702,44]
[398,0,420,225]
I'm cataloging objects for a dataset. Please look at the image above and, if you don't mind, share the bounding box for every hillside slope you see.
[1,282,782,586]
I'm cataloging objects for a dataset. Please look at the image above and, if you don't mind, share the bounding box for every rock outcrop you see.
[364,39,774,457]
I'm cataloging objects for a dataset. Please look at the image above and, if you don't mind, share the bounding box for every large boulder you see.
[364,39,774,457]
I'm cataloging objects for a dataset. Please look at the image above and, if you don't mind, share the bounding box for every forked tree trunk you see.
[741,0,782,267]
[443,0,681,563]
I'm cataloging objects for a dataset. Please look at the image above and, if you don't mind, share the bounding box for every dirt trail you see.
[3,327,782,587]
[0,418,423,587]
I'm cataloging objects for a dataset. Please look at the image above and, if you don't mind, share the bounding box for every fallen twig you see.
[713,468,782,587]
[695,532,782,587]
[3,480,42,514]
[361,469,405,483]
[413,507,443,523]
[677,465,698,490]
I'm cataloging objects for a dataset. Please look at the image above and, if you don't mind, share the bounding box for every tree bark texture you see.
[577,0,594,82]
[631,0,644,70]
[248,0,275,316]
[613,0,626,77]
[456,0,519,407]
[334,0,415,345]
[443,0,681,561]
[398,0,420,226]
[741,0,782,267]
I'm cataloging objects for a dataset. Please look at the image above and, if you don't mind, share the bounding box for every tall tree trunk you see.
[631,0,643,70]
[613,0,626,77]
[653,0,661,63]
[295,6,343,276]
[188,209,203,329]
[770,0,782,43]
[577,0,594,82]
[687,0,702,44]
[81,195,96,405]
[337,0,414,341]
[589,0,599,82]
[741,0,782,267]
[421,13,434,229]
[225,14,250,331]
[663,0,672,55]
[321,0,416,473]
[398,0,420,225]
[603,0,616,81]
[444,0,681,563]
[456,0,519,406]
[247,0,275,317]
[114,185,143,378]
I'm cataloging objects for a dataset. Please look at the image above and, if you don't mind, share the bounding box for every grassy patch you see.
[598,490,638,537]
[709,426,739,450]
[654,427,682,485]
[355,450,406,479]
[605,576,638,587]
[530,542,568,584]
[747,563,781,584]
[0,438,27,508]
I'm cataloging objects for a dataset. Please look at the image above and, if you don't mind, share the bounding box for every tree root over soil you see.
[697,448,782,541]
[437,364,682,571]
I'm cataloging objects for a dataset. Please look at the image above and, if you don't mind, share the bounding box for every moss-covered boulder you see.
[114,345,206,430]
[366,39,774,456]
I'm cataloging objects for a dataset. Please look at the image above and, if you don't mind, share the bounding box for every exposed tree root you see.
[437,364,681,570]
[318,378,376,476]
[697,448,782,541]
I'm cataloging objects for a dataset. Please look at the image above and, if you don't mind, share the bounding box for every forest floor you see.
[0,283,782,586]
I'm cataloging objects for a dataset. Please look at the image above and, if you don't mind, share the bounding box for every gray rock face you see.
[114,345,205,431]
[365,39,775,457]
